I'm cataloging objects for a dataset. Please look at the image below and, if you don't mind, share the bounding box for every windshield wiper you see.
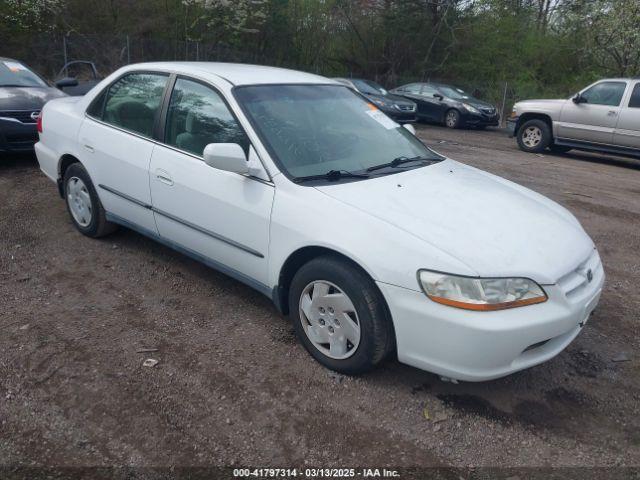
[293,169,369,183]
[366,155,438,172]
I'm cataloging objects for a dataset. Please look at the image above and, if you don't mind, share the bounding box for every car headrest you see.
[185,110,209,135]
[116,101,153,119]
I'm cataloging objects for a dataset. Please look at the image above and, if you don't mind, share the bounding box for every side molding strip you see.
[99,184,152,209]
[105,212,272,298]
[153,207,264,258]
[98,184,264,258]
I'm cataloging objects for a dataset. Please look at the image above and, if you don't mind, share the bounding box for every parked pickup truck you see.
[508,78,640,158]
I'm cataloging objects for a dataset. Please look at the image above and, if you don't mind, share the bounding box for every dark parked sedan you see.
[390,82,499,129]
[0,57,66,153]
[334,78,417,123]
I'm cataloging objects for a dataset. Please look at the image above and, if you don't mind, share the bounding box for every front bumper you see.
[382,107,417,124]
[0,118,38,153]
[506,117,519,136]
[461,110,500,127]
[377,251,604,381]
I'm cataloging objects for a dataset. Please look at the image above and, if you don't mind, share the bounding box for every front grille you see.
[397,104,416,112]
[557,250,602,300]
[0,110,40,124]
[480,107,496,115]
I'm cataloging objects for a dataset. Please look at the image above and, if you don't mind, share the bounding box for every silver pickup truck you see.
[508,78,640,158]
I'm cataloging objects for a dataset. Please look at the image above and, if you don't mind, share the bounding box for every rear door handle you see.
[155,169,173,186]
[607,110,617,116]
[84,144,94,153]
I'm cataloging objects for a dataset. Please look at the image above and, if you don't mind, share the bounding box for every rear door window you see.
[404,84,423,94]
[101,72,168,137]
[628,83,640,108]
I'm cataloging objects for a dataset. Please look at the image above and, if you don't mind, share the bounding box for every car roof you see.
[124,62,335,86]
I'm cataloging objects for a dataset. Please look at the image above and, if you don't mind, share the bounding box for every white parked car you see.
[35,63,604,381]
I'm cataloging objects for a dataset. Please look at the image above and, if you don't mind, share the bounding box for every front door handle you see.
[607,110,618,116]
[83,144,94,153]
[155,169,173,186]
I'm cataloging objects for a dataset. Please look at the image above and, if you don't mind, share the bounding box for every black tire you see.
[288,255,394,375]
[516,119,552,153]
[63,162,117,238]
[549,144,572,154]
[444,109,461,129]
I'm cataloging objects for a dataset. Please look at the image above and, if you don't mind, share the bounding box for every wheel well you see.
[275,246,397,354]
[443,107,458,121]
[57,154,80,197]
[517,113,552,135]
[275,247,374,315]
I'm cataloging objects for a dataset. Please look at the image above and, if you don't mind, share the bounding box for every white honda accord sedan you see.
[35,62,604,381]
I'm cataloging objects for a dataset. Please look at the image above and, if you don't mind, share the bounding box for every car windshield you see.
[234,84,443,180]
[438,85,470,100]
[0,60,47,88]
[352,79,387,96]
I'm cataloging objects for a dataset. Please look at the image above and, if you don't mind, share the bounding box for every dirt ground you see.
[1,125,639,476]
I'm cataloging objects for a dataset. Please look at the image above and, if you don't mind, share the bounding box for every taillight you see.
[36,112,43,134]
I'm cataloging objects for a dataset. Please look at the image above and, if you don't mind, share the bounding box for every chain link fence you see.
[15,33,273,80]
[11,33,521,126]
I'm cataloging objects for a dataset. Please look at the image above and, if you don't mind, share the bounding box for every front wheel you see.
[444,109,461,129]
[516,119,552,153]
[288,256,394,375]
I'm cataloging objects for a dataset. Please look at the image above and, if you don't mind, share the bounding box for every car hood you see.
[515,99,567,109]
[367,93,415,107]
[0,86,66,111]
[460,96,495,109]
[314,159,594,284]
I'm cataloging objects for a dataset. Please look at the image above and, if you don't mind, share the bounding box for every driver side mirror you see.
[433,93,444,101]
[55,77,79,89]
[203,143,249,174]
[572,93,586,104]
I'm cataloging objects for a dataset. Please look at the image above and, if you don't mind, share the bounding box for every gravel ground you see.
[1,125,639,475]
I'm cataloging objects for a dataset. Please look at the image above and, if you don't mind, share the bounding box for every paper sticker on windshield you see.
[3,61,26,72]
[366,109,399,129]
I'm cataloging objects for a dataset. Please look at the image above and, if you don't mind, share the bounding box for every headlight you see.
[462,103,480,114]
[418,270,547,311]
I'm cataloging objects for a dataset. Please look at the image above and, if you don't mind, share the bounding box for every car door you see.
[402,83,431,120]
[149,76,274,288]
[394,84,427,118]
[79,71,169,234]
[557,80,628,144]
[613,81,640,149]
[419,84,447,122]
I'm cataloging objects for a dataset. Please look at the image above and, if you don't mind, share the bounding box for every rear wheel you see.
[444,109,461,129]
[516,119,551,153]
[63,163,117,238]
[288,256,394,375]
